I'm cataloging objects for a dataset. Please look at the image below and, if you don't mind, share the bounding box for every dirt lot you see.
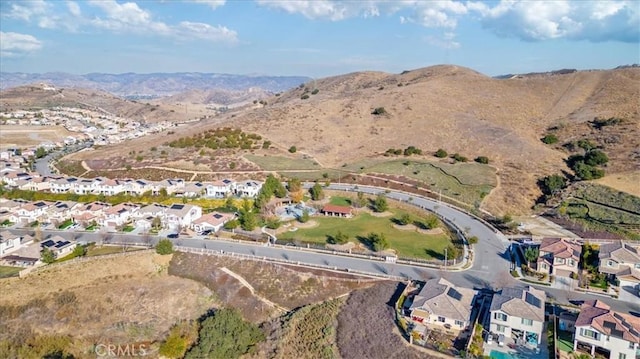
[0,251,214,358]
[595,171,640,197]
[0,125,77,149]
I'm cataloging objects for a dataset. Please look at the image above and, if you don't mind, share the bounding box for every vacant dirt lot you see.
[0,125,77,149]
[595,171,640,197]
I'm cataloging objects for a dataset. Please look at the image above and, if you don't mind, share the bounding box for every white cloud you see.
[425,31,461,49]
[256,0,381,21]
[67,1,82,17]
[0,31,43,57]
[476,0,639,42]
[176,21,238,42]
[3,0,50,21]
[189,0,227,10]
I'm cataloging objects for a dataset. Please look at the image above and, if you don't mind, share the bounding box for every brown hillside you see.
[62,65,639,214]
[0,84,214,123]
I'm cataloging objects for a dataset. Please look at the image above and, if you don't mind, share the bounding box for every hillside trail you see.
[219,267,288,312]
[543,72,606,122]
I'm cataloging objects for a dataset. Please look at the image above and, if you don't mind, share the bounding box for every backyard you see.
[0,265,23,279]
[278,201,453,261]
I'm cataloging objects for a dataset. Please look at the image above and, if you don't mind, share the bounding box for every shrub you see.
[373,194,388,212]
[451,153,468,162]
[156,239,174,255]
[467,236,479,245]
[474,156,489,164]
[434,149,448,158]
[398,213,412,225]
[301,94,310,100]
[541,134,559,144]
[311,89,319,95]
[288,146,297,153]
[262,140,271,149]
[371,107,387,115]
[539,174,566,195]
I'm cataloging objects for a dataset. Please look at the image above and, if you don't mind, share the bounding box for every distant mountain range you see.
[0,72,312,99]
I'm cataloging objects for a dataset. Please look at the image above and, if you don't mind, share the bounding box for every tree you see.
[160,321,198,359]
[584,149,608,166]
[398,213,412,225]
[152,216,163,230]
[299,209,310,223]
[41,248,56,264]
[474,156,489,164]
[288,146,297,153]
[240,211,257,231]
[540,174,566,195]
[156,239,174,255]
[185,308,264,359]
[524,247,539,266]
[373,194,388,213]
[35,147,47,159]
[330,231,349,244]
[287,178,302,193]
[424,215,439,229]
[445,245,460,260]
[434,149,448,158]
[309,183,324,201]
[225,196,236,211]
[353,192,366,208]
[265,217,281,229]
[224,219,239,230]
[72,245,87,257]
[541,134,559,144]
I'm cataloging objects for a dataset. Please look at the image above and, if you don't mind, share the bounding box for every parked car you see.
[498,334,505,347]
[167,233,179,239]
[487,333,494,345]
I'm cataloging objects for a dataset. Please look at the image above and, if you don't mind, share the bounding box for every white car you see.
[498,334,505,347]
[487,333,494,345]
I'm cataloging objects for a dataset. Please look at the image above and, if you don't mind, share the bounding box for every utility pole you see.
[444,247,448,268]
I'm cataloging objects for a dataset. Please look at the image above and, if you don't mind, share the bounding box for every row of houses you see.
[0,231,78,267]
[405,277,640,359]
[1,168,264,199]
[523,237,640,295]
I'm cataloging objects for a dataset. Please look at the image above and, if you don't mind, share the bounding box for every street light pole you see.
[444,247,447,268]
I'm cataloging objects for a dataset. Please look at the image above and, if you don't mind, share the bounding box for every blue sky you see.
[0,0,638,77]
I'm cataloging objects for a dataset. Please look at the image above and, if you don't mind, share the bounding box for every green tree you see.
[185,308,264,359]
[299,209,310,223]
[288,146,297,153]
[445,245,460,260]
[240,211,257,231]
[72,245,87,257]
[225,196,236,211]
[352,191,366,208]
[398,213,412,225]
[330,231,349,244]
[287,178,302,193]
[434,149,448,158]
[152,216,163,230]
[309,183,324,200]
[373,194,388,213]
[41,248,56,264]
[524,247,539,266]
[584,149,608,166]
[474,156,489,164]
[540,174,566,195]
[541,134,559,144]
[156,239,174,255]
[224,219,239,230]
[265,217,281,229]
[424,215,439,229]
[368,232,389,252]
[35,147,47,159]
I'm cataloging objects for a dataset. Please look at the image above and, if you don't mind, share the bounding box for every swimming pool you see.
[489,350,518,359]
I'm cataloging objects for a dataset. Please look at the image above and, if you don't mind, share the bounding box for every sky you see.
[0,0,638,78]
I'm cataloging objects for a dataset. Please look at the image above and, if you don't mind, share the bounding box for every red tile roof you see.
[321,204,352,215]
[576,300,640,343]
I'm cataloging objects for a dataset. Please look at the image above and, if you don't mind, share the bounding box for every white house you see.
[191,212,234,233]
[206,179,235,198]
[50,177,78,193]
[574,300,640,359]
[234,180,263,198]
[41,235,77,258]
[11,201,52,225]
[178,182,205,198]
[101,203,139,228]
[0,230,21,256]
[489,286,546,347]
[95,178,124,196]
[164,203,202,229]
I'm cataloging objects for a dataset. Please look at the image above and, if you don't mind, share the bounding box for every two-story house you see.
[11,201,52,225]
[177,182,205,198]
[0,230,21,256]
[599,242,640,296]
[536,238,582,278]
[408,277,477,333]
[206,179,235,198]
[191,212,235,233]
[164,203,202,229]
[234,180,263,198]
[101,203,139,228]
[95,178,124,196]
[489,286,546,348]
[574,300,640,359]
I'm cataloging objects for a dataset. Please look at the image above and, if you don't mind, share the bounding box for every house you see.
[599,242,640,294]
[40,235,77,258]
[72,178,98,194]
[234,180,263,198]
[573,300,640,359]
[95,177,124,196]
[137,203,167,219]
[536,238,582,277]
[153,178,184,195]
[178,182,205,198]
[123,179,152,196]
[50,177,78,193]
[408,277,477,333]
[191,212,234,233]
[46,201,80,224]
[321,204,353,218]
[489,286,546,347]
[11,201,52,225]
[206,179,235,198]
[164,203,202,229]
[101,203,139,228]
[0,230,21,256]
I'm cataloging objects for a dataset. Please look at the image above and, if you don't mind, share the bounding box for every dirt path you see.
[219,267,288,312]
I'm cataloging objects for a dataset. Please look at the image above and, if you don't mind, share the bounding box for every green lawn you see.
[557,330,574,353]
[362,159,496,206]
[279,209,452,260]
[0,266,22,278]
[122,225,135,232]
[329,196,352,206]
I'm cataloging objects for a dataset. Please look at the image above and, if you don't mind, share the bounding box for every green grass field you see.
[279,207,452,260]
[245,154,320,170]
[556,330,574,353]
[348,159,496,206]
[0,266,22,278]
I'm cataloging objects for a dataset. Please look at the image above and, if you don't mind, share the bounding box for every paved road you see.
[34,141,93,177]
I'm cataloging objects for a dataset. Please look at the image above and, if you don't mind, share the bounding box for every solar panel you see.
[525,292,542,308]
[603,321,616,329]
[171,204,184,210]
[213,214,223,219]
[447,288,463,301]
[42,240,55,247]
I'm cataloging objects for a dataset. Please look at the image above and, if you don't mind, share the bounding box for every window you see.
[495,312,507,321]
[618,354,626,359]
[580,328,599,340]
[630,342,635,349]
[455,320,464,327]
[438,316,445,323]
[521,318,533,326]
[568,259,575,266]
[608,260,614,266]
[635,263,640,269]
[496,324,506,333]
